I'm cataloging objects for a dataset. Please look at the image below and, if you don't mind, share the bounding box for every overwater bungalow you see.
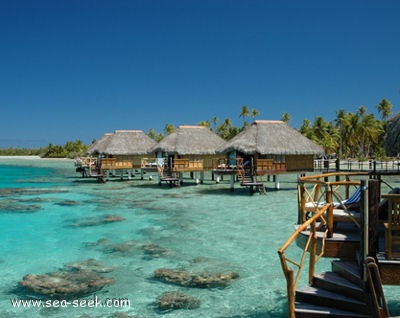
[150,125,226,186]
[78,130,157,181]
[278,170,400,317]
[215,120,323,192]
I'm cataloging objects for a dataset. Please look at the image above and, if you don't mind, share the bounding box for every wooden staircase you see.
[295,260,373,317]
[238,166,266,194]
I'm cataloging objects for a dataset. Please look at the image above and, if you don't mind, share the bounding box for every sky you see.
[1,0,400,148]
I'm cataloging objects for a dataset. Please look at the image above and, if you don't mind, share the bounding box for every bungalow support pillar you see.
[230,174,235,191]
[275,175,280,190]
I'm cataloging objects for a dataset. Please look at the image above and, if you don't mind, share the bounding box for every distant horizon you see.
[1,1,399,148]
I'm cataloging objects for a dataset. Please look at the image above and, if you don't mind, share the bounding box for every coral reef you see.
[154,268,239,288]
[142,243,168,258]
[156,291,200,310]
[71,214,125,227]
[19,269,113,298]
[64,258,115,273]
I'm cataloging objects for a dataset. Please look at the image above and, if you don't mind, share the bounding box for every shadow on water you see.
[218,303,288,318]
[388,299,400,316]
[195,185,297,196]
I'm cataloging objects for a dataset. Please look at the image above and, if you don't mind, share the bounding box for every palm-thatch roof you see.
[217,120,324,155]
[88,130,157,155]
[87,132,113,154]
[152,125,226,155]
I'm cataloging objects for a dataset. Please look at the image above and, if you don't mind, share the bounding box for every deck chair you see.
[306,186,361,210]
[335,186,362,211]
[305,187,362,223]
[383,194,400,259]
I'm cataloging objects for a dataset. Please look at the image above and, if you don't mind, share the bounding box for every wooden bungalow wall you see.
[286,155,314,171]
[177,154,223,170]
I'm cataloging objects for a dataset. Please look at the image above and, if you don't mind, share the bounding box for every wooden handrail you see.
[300,171,369,181]
[365,257,390,318]
[298,173,363,235]
[278,204,330,318]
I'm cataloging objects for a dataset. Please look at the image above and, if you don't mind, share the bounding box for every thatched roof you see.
[384,112,400,156]
[152,125,226,155]
[87,133,113,154]
[88,130,157,155]
[217,120,324,155]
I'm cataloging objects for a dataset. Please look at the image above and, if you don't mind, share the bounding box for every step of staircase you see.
[294,260,373,317]
[313,271,366,301]
[331,260,365,288]
[296,286,369,314]
[295,302,371,318]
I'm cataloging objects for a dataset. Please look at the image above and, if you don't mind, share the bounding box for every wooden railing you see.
[298,172,368,237]
[278,205,330,318]
[141,157,163,169]
[75,157,97,167]
[211,158,238,169]
[172,159,204,172]
[100,158,133,170]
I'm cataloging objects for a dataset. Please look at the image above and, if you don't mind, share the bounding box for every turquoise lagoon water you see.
[0,157,399,318]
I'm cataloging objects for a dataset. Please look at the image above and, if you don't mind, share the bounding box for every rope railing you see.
[278,205,330,318]
[314,158,400,173]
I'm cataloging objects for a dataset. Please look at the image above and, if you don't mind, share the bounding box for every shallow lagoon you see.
[0,157,399,317]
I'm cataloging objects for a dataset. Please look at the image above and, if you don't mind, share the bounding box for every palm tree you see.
[334,109,346,158]
[239,105,251,125]
[217,118,237,140]
[164,124,176,135]
[212,116,219,132]
[299,118,312,135]
[198,120,211,128]
[147,128,164,142]
[281,112,291,124]
[357,105,367,117]
[377,98,392,120]
[251,108,260,120]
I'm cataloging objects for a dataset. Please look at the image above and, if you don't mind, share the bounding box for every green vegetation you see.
[0,140,89,159]
[299,99,392,159]
[0,99,394,159]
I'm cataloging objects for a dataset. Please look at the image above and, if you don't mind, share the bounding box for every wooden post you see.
[309,221,317,284]
[327,185,334,238]
[361,179,368,281]
[368,179,381,257]
[298,182,306,223]
[287,270,295,318]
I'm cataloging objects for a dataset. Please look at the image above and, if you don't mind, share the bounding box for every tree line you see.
[0,99,394,159]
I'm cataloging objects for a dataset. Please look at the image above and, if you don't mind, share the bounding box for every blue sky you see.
[1,0,399,148]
